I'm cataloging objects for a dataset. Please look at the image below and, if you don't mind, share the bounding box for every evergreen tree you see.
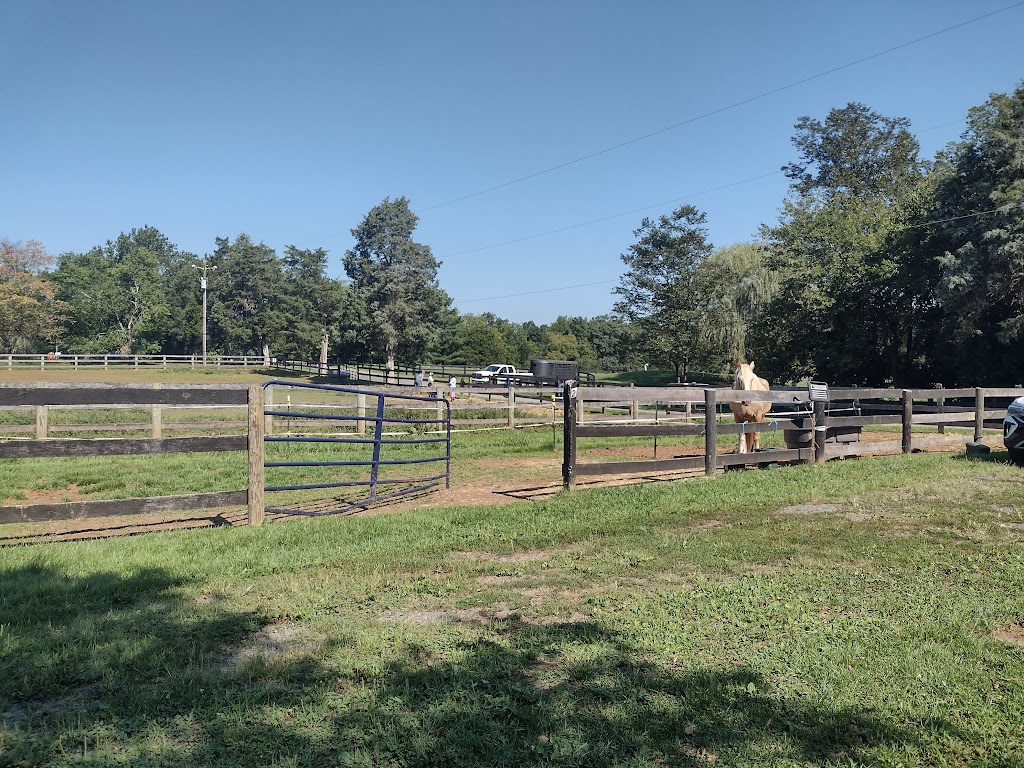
[342,197,452,374]
[208,234,287,364]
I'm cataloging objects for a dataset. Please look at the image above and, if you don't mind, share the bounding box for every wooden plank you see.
[910,435,973,449]
[0,435,246,459]
[0,490,248,525]
[717,419,805,434]
[576,456,705,476]
[717,448,809,467]
[828,440,903,458]
[982,388,1024,398]
[910,411,1004,425]
[579,386,809,404]
[828,415,902,426]
[576,424,705,438]
[0,384,249,406]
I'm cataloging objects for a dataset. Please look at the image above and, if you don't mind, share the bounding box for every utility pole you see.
[191,259,216,365]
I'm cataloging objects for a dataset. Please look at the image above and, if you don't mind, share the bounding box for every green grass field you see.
[2,450,1023,767]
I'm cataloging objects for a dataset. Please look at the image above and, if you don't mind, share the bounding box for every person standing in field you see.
[448,375,457,402]
[427,372,434,391]
[414,370,423,392]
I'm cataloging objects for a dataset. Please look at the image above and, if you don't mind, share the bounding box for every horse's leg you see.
[738,420,746,453]
[752,427,760,452]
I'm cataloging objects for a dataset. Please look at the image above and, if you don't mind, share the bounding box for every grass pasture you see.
[1,452,1023,767]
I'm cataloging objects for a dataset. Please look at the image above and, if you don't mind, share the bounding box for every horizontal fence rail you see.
[3,354,268,369]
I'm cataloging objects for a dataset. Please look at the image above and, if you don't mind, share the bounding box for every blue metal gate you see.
[261,380,450,516]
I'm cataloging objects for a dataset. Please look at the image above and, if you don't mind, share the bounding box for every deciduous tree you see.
[613,205,717,382]
[0,239,64,353]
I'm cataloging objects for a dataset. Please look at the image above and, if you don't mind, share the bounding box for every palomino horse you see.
[729,361,771,454]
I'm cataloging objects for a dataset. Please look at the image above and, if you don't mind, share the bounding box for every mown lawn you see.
[1,452,1023,767]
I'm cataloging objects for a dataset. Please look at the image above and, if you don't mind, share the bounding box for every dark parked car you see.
[1004,396,1024,465]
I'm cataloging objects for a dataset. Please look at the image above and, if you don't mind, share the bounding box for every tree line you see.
[2,83,1021,385]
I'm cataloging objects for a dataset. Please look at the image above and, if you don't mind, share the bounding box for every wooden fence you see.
[3,353,271,370]
[0,383,265,527]
[561,383,1021,489]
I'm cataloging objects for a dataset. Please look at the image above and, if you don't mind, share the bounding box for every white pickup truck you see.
[470,364,533,385]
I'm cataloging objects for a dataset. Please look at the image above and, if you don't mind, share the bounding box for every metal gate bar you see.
[260,380,451,516]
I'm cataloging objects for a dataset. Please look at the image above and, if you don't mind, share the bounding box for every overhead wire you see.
[451,202,1023,307]
[417,1,1024,214]
[438,116,976,262]
[441,170,783,259]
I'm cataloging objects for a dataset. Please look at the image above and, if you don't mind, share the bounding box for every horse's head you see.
[734,361,757,391]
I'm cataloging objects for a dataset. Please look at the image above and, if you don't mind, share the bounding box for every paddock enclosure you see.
[0,381,451,528]
[561,383,1020,489]
[0,378,1019,537]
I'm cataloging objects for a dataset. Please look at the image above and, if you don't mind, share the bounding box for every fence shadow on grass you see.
[1,566,964,766]
[0,562,265,765]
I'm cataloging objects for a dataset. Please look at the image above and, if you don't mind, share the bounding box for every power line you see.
[894,201,1023,232]
[438,114,967,261]
[451,202,1023,307]
[418,2,1024,214]
[455,279,618,306]
[441,171,782,259]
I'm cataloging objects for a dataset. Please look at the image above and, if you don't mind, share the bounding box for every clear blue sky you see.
[3,1,1022,323]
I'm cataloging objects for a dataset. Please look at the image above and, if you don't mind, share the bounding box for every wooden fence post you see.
[35,406,48,440]
[247,385,265,526]
[562,381,578,490]
[151,405,162,438]
[704,389,717,476]
[936,384,945,434]
[356,393,366,435]
[901,390,913,454]
[264,384,274,435]
[813,399,827,463]
[507,387,516,429]
[974,387,985,442]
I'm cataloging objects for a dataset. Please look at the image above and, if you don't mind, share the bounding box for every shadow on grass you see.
[1,566,962,766]
[953,448,1023,466]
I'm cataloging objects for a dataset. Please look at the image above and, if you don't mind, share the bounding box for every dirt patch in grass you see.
[777,502,842,516]
[842,511,874,522]
[215,623,319,672]
[380,603,589,627]
[2,684,102,725]
[992,624,1024,646]
[3,483,94,506]
[452,549,553,564]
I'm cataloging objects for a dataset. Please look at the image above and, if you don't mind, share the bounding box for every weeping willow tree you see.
[697,242,778,369]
